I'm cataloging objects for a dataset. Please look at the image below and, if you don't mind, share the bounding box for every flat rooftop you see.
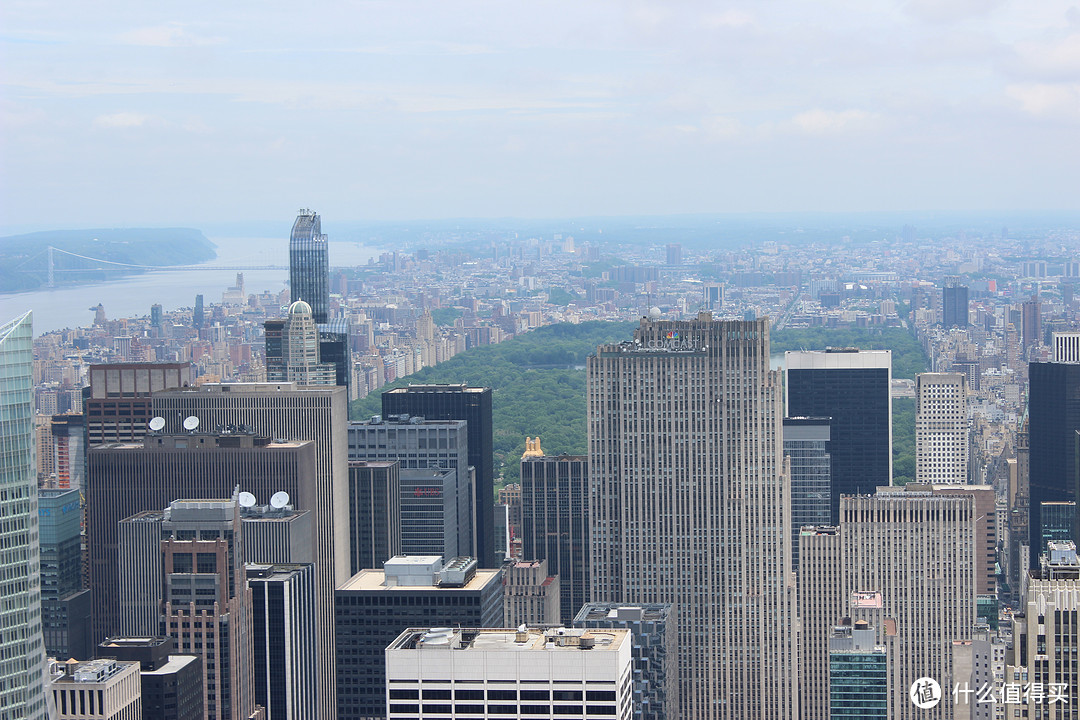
[339,568,500,592]
[390,627,628,653]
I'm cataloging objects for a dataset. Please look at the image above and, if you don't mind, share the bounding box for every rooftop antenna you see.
[148,417,165,432]
[182,416,200,432]
[238,492,257,509]
[270,491,290,509]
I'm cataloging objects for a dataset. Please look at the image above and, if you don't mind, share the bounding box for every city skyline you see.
[3,1,1080,229]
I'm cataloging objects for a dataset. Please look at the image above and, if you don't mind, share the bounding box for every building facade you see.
[381,385,496,568]
[289,209,330,325]
[39,487,92,661]
[828,621,889,719]
[786,348,892,522]
[248,564,318,720]
[96,637,203,720]
[153,382,349,720]
[784,416,832,568]
[915,372,969,484]
[502,559,561,627]
[348,417,472,559]
[334,556,503,720]
[519,451,590,625]
[47,658,142,720]
[588,314,797,720]
[0,311,48,719]
[384,627,633,720]
[1027,361,1080,563]
[347,461,401,574]
[574,603,677,720]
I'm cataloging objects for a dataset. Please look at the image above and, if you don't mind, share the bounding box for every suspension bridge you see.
[16,246,286,288]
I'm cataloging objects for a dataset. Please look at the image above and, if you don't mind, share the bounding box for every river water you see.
[0,238,380,334]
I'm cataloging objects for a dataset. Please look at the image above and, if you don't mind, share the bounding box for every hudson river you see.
[0,238,379,334]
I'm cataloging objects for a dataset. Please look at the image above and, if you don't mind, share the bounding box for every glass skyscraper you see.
[289,209,330,324]
[0,311,48,719]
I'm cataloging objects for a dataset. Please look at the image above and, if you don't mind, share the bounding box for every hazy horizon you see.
[4,1,1080,228]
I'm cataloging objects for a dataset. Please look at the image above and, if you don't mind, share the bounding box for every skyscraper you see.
[588,313,796,720]
[347,461,401,574]
[289,209,330,325]
[942,278,969,328]
[248,564,318,720]
[915,372,969,484]
[348,416,472,560]
[519,447,590,625]
[1027,360,1080,562]
[783,416,832,568]
[800,487,978,720]
[0,311,49,719]
[334,556,504,720]
[39,488,92,661]
[381,385,496,567]
[786,348,892,522]
[153,382,348,720]
[264,301,336,386]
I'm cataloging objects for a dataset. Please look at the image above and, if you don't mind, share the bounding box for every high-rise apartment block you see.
[574,604,677,720]
[519,448,590,625]
[1027,360,1080,562]
[381,385,497,568]
[289,209,330,325]
[47,658,142,719]
[915,372,969,484]
[247,563,318,720]
[502,559,560,627]
[153,382,349,719]
[0,311,48,719]
[786,348,892,522]
[39,487,92,661]
[334,556,503,720]
[384,627,633,720]
[784,416,832,568]
[588,314,797,719]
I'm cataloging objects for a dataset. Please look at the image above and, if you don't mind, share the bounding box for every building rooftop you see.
[389,627,628,653]
[339,567,499,593]
[575,603,672,623]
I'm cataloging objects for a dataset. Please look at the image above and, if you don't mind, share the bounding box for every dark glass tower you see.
[381,385,496,567]
[942,280,969,328]
[289,209,330,324]
[786,349,892,524]
[520,452,590,625]
[1028,361,1080,562]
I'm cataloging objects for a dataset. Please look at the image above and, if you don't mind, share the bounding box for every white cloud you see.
[901,0,1007,24]
[1006,82,1080,119]
[94,113,151,128]
[791,108,876,134]
[1014,33,1080,79]
[117,23,223,48]
[702,10,755,29]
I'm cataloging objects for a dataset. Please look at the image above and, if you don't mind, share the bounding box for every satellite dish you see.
[148,417,165,432]
[270,491,290,509]
[238,492,256,508]
[182,416,200,432]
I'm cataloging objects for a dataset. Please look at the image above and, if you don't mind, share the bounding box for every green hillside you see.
[352,321,926,493]
[0,228,216,292]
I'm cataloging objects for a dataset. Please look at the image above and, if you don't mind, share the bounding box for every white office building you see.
[385,627,632,720]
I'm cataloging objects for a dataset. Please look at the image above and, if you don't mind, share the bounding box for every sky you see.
[2,0,1079,230]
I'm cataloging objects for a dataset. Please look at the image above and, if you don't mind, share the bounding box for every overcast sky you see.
[2,0,1079,230]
